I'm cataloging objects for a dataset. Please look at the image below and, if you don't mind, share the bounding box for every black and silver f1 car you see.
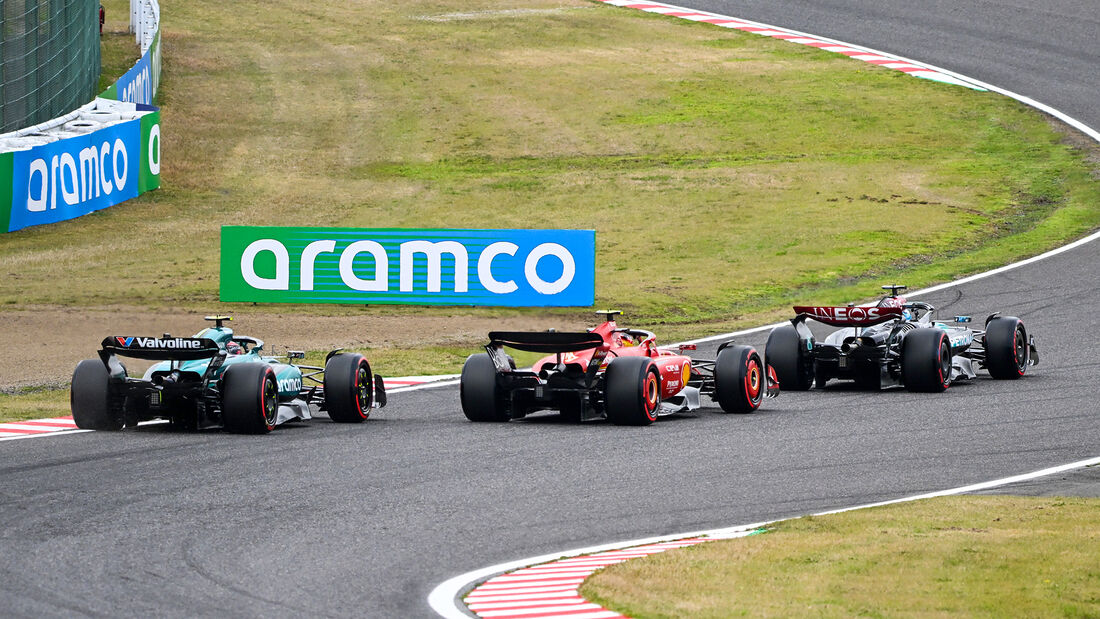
[460,311,778,426]
[765,285,1038,392]
[70,316,386,433]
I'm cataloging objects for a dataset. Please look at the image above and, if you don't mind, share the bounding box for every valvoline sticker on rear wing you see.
[100,336,222,361]
[792,306,904,327]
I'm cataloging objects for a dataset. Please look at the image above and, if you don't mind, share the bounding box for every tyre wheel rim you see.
[355,365,370,415]
[746,360,762,403]
[1013,327,1027,372]
[643,373,659,418]
[263,377,277,426]
[938,341,951,386]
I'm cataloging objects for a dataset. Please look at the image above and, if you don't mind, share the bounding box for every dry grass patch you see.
[1,0,1098,377]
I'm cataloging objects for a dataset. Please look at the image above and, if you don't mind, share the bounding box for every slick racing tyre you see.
[460,353,510,422]
[902,329,951,392]
[985,316,1029,379]
[221,364,278,434]
[604,357,660,426]
[765,324,813,390]
[71,359,122,430]
[714,345,765,414]
[324,353,373,422]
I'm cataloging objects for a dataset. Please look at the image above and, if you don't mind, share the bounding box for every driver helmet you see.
[878,295,912,320]
[226,341,243,355]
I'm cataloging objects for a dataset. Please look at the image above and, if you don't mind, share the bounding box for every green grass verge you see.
[0,386,70,424]
[2,0,1098,366]
[581,495,1100,617]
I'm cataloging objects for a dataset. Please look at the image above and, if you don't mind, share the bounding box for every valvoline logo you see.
[111,336,202,349]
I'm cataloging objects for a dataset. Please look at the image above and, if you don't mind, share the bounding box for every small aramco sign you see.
[220,227,595,307]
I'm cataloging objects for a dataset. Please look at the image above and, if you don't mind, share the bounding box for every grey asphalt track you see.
[683,0,1100,130]
[1,2,1097,617]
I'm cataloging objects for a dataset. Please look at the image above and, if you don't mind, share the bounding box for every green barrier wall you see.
[0,152,12,232]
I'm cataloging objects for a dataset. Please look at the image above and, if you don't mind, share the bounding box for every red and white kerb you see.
[0,416,81,440]
[597,0,986,91]
[463,538,710,618]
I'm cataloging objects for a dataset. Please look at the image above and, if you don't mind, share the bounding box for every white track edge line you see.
[429,455,1100,618]
[0,428,90,441]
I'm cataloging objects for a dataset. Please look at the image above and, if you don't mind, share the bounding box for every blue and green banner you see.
[0,152,12,233]
[220,227,596,307]
[101,30,161,105]
[2,0,162,235]
[4,109,160,232]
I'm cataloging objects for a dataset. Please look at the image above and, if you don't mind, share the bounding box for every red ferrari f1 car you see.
[460,311,778,425]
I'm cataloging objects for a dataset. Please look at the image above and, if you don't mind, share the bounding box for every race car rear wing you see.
[100,336,223,361]
[488,331,605,353]
[792,306,904,328]
[487,331,610,386]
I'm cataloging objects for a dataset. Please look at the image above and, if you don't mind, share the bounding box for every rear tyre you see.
[604,357,660,426]
[460,354,510,422]
[985,317,1028,379]
[714,345,764,414]
[765,325,813,390]
[324,353,373,422]
[71,359,122,430]
[902,329,951,392]
[221,364,278,434]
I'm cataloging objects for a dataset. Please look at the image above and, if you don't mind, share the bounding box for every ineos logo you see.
[795,305,903,326]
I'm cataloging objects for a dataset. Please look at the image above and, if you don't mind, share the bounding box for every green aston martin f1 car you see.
[71,316,386,433]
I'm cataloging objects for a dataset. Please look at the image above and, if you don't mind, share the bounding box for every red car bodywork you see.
[530,318,694,401]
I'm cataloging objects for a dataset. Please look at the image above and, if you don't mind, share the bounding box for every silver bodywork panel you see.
[276,399,314,425]
[658,386,701,415]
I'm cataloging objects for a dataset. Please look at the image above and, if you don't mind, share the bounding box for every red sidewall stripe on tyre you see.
[937,333,948,387]
[745,359,761,405]
[644,371,659,419]
[1014,326,1027,376]
[261,368,276,430]
[355,361,368,419]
